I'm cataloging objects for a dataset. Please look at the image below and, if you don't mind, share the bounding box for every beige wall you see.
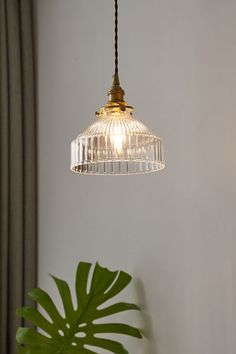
[37,1,236,353]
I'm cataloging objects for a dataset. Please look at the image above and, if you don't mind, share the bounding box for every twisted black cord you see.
[115,0,118,74]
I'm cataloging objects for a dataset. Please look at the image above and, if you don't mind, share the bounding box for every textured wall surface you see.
[37,1,236,353]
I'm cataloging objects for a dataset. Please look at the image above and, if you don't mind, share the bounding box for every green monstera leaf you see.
[16,262,142,354]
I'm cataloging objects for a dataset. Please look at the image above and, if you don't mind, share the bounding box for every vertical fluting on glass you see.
[71,110,164,175]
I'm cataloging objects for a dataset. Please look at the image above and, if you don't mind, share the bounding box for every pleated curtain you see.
[0,1,37,353]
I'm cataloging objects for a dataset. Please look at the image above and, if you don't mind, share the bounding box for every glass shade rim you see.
[70,160,165,175]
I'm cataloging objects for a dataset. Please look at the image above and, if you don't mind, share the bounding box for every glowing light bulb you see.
[71,109,164,175]
[112,134,123,152]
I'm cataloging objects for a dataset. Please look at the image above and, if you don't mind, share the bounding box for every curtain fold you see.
[0,1,37,353]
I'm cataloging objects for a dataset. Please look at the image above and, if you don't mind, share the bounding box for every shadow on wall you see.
[134,278,158,354]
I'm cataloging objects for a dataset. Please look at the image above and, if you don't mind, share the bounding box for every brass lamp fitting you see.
[108,72,125,102]
[96,73,133,116]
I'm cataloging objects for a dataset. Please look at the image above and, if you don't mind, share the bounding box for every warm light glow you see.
[112,134,123,152]
[109,121,126,153]
[71,109,164,175]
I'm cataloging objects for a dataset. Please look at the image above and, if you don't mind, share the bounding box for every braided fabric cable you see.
[115,0,118,73]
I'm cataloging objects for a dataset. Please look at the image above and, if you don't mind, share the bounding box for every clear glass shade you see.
[71,109,164,175]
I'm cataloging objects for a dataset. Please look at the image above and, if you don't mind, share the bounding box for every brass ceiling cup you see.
[70,0,165,175]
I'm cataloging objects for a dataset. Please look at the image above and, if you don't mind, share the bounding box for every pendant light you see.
[71,0,165,175]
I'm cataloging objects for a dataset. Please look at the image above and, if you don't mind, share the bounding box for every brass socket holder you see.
[96,73,133,117]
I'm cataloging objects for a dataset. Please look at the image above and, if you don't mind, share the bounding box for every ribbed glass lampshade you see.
[71,108,164,175]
